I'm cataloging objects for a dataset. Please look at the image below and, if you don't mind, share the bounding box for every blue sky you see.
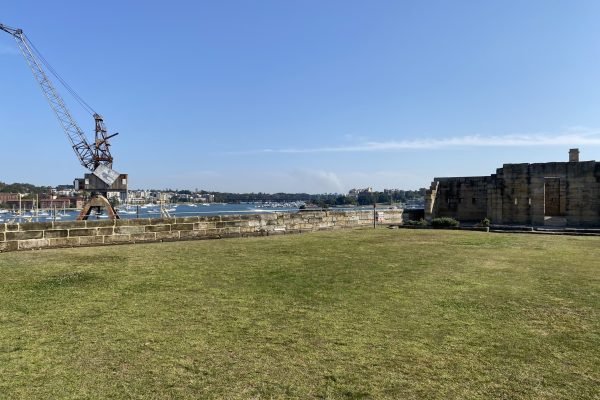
[2,1,600,193]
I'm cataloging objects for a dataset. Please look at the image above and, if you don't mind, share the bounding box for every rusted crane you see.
[0,23,126,219]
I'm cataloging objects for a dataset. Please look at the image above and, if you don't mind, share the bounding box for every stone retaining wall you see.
[0,210,403,252]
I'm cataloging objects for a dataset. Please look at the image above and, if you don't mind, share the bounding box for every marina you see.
[0,202,304,223]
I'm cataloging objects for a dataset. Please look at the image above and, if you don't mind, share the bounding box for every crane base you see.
[77,194,120,220]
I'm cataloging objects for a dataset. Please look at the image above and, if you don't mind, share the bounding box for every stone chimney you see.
[569,148,580,162]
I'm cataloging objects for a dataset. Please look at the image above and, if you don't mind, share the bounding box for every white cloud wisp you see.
[240,130,600,155]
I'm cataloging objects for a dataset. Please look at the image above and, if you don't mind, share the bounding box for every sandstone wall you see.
[427,158,600,227]
[0,210,403,252]
[427,176,490,222]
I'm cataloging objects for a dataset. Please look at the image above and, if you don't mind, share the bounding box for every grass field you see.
[0,229,598,399]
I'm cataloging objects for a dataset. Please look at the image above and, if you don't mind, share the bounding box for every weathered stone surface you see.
[44,229,69,239]
[6,224,19,232]
[0,210,403,252]
[145,224,171,233]
[199,215,221,222]
[172,223,194,231]
[68,228,97,237]
[427,152,600,226]
[220,232,241,238]
[97,227,115,236]
[194,222,216,230]
[79,236,105,246]
[180,230,209,239]
[19,239,50,250]
[21,222,54,231]
[156,231,180,240]
[130,233,157,241]
[85,220,115,228]
[0,241,19,252]
[54,221,86,229]
[115,218,151,226]
[104,234,132,243]
[48,237,80,247]
[6,231,44,241]
[115,226,145,235]
[150,217,175,225]
[175,216,199,223]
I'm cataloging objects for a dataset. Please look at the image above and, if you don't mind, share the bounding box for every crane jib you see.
[0,22,117,174]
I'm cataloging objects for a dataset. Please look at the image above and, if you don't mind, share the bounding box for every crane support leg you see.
[77,195,120,220]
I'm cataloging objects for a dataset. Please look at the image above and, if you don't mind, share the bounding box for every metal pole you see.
[373,202,376,229]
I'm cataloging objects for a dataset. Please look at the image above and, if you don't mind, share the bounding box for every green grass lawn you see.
[0,229,598,399]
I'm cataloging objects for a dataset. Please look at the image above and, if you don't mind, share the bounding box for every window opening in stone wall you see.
[514,198,518,206]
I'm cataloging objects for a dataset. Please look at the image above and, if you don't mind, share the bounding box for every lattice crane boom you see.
[0,23,114,172]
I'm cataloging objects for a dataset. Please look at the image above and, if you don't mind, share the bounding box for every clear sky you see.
[2,1,600,193]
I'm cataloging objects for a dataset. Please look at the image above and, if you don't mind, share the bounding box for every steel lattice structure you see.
[0,23,115,172]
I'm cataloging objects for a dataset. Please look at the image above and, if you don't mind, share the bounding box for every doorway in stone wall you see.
[544,177,565,226]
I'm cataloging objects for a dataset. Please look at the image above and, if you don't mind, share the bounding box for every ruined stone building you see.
[425,149,600,227]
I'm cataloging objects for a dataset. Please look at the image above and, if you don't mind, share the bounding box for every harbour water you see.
[0,203,303,223]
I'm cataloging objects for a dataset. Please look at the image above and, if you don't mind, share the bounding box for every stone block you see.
[18,239,50,250]
[6,231,44,241]
[172,223,194,231]
[54,221,86,229]
[44,229,69,239]
[145,224,171,233]
[48,237,80,247]
[6,224,19,232]
[175,216,199,223]
[204,229,222,237]
[97,227,115,235]
[199,215,221,222]
[242,231,263,237]
[68,228,97,237]
[0,224,5,233]
[116,218,151,226]
[180,230,208,240]
[104,234,132,244]
[79,236,105,246]
[131,233,157,242]
[194,222,216,230]
[156,231,180,240]
[0,232,4,242]
[0,241,19,252]
[21,222,54,231]
[224,227,241,234]
[216,221,243,228]
[115,226,145,235]
[149,217,175,225]
[85,220,115,228]
[220,232,241,238]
